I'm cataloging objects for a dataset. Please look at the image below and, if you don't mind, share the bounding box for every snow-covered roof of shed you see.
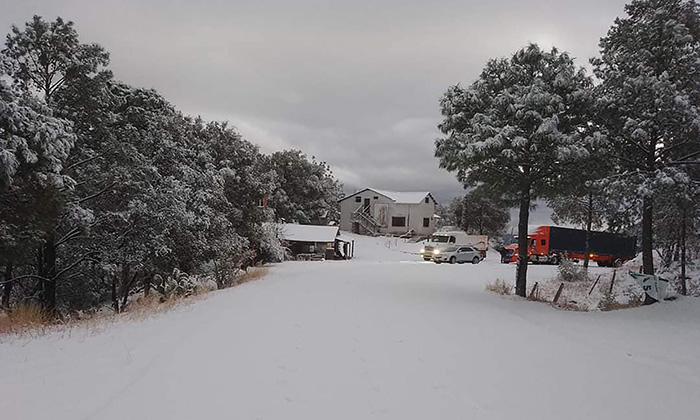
[279,223,339,243]
[339,188,436,204]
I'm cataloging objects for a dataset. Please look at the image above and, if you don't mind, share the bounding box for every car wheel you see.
[449,256,456,264]
[472,256,480,264]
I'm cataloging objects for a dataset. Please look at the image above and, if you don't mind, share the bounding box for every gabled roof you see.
[339,187,437,205]
[279,223,339,243]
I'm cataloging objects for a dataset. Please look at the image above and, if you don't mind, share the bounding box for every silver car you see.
[433,246,482,264]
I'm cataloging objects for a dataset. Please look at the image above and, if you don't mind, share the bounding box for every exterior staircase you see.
[351,205,381,236]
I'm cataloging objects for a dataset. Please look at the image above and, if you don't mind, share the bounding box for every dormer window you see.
[424,197,430,204]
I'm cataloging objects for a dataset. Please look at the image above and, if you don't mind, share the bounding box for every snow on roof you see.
[279,223,339,243]
[340,188,434,204]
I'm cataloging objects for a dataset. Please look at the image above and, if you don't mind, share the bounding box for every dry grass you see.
[124,293,183,319]
[527,284,549,303]
[598,292,644,311]
[1,268,271,336]
[0,303,49,334]
[237,267,269,285]
[486,279,512,295]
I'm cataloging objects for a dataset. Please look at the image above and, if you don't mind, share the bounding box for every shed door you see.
[364,198,371,214]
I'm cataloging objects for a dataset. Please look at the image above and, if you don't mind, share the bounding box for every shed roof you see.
[279,223,339,243]
[339,188,436,205]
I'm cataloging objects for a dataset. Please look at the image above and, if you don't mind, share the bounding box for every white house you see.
[339,188,437,236]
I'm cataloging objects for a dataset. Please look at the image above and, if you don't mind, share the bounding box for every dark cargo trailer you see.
[502,225,637,266]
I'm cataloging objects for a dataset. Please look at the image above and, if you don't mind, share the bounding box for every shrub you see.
[556,257,588,283]
[0,303,48,334]
[486,279,512,295]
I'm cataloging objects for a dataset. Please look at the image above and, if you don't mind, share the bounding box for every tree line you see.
[0,16,342,316]
[435,0,700,297]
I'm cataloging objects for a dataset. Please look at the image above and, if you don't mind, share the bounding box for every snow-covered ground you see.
[2,233,700,420]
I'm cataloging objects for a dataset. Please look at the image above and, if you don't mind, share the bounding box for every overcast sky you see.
[1,0,629,216]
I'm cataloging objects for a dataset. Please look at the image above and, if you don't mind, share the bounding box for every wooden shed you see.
[279,224,354,260]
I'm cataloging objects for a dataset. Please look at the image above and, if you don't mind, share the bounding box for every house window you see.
[391,216,406,227]
[374,196,378,200]
[355,196,361,203]
[425,197,430,203]
[423,218,430,228]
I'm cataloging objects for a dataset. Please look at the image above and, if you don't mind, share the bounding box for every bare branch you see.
[0,274,48,285]
[65,154,103,172]
[52,252,100,282]
[77,181,117,204]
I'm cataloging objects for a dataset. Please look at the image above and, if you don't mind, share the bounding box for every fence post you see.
[588,274,602,295]
[609,270,617,294]
[553,283,564,304]
[529,282,539,300]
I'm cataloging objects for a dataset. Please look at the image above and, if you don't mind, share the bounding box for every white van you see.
[420,231,488,261]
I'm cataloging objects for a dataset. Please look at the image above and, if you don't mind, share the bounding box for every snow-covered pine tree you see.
[436,44,593,297]
[0,59,75,310]
[2,15,109,104]
[268,150,342,225]
[592,0,700,275]
[546,136,614,269]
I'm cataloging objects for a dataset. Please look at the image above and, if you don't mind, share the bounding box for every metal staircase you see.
[351,205,381,236]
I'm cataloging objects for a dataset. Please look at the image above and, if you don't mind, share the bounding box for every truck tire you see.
[449,256,457,264]
[613,258,623,268]
[551,256,560,265]
[472,256,480,265]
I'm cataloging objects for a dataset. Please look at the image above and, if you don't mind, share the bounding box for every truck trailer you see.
[501,226,636,267]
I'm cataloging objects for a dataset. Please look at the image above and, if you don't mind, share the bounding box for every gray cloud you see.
[1,0,629,206]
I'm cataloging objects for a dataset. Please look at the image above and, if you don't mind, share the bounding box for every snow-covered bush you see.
[555,258,589,283]
[255,223,284,263]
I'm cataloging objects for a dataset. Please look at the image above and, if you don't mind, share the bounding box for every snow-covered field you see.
[2,233,700,420]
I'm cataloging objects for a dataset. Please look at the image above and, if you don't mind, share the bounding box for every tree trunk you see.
[144,271,152,297]
[680,207,687,296]
[516,188,531,298]
[642,196,654,275]
[1,264,13,310]
[40,235,57,316]
[118,263,130,311]
[111,273,119,313]
[121,271,138,309]
[583,192,593,270]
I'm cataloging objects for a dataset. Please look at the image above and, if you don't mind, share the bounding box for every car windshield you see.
[429,236,450,243]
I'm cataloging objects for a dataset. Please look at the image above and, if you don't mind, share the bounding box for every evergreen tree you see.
[0,62,75,308]
[268,150,342,224]
[592,0,700,275]
[436,44,593,297]
[547,138,613,269]
[2,15,109,103]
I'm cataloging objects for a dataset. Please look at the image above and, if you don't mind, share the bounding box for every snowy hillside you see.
[2,234,700,420]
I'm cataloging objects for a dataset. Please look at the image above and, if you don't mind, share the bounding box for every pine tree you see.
[592,0,700,275]
[0,59,75,310]
[2,15,109,104]
[546,136,613,269]
[436,44,593,297]
[268,150,342,225]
